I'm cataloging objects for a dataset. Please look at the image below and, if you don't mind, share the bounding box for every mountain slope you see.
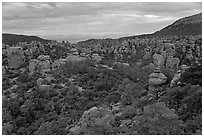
[2,33,52,46]
[152,13,202,37]
[77,13,202,45]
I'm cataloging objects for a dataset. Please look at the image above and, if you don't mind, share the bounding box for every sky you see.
[2,2,202,41]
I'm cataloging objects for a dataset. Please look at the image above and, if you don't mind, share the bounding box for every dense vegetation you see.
[2,51,202,135]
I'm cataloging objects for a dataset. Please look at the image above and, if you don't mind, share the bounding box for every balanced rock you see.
[148,68,167,93]
[170,70,182,87]
[149,68,167,86]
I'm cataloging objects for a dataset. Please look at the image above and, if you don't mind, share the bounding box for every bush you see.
[131,102,184,135]
[180,65,202,86]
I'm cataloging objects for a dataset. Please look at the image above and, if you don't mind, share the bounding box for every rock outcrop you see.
[153,53,165,68]
[68,106,114,134]
[29,59,39,74]
[170,70,182,87]
[7,47,25,69]
[166,56,180,71]
[52,59,66,70]
[28,55,52,75]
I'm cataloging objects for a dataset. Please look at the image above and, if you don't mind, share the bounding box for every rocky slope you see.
[77,13,202,44]
[153,13,202,37]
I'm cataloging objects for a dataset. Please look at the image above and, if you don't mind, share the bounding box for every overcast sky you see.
[2,2,202,40]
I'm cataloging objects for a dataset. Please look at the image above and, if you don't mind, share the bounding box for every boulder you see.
[149,68,167,86]
[153,53,164,68]
[148,68,167,93]
[7,47,25,69]
[69,106,114,134]
[39,84,51,92]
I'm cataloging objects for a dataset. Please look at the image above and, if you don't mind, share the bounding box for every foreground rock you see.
[7,47,25,69]
[68,106,114,134]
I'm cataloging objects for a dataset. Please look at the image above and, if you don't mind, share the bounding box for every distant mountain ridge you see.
[2,33,52,46]
[78,13,202,43]
[152,13,202,37]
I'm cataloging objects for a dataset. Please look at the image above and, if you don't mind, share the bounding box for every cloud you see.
[2,2,202,38]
